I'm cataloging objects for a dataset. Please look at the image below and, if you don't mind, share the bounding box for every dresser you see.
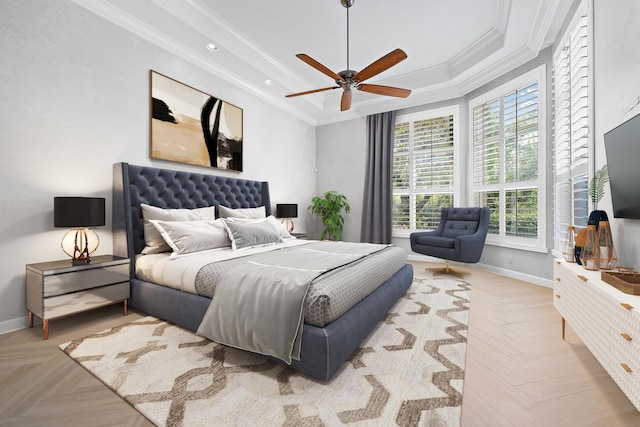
[26,255,130,339]
[553,259,640,410]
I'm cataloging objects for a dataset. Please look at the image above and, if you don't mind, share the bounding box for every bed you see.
[112,162,414,380]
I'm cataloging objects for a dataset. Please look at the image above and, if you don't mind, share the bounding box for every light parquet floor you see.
[0,262,638,426]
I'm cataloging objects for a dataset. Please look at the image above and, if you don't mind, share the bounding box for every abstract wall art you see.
[150,71,243,171]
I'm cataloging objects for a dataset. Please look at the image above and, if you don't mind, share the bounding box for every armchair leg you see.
[426,260,469,279]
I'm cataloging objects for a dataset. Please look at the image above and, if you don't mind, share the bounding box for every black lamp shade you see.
[276,203,298,218]
[54,197,106,227]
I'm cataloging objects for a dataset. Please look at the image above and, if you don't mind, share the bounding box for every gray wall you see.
[593,0,640,269]
[314,118,367,242]
[0,0,316,332]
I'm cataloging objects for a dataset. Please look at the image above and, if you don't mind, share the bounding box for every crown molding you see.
[70,0,318,125]
[527,0,562,52]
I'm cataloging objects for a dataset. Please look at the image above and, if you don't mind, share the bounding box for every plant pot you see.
[587,210,608,231]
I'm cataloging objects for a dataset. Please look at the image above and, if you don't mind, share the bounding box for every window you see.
[470,66,546,251]
[392,107,459,235]
[553,0,591,253]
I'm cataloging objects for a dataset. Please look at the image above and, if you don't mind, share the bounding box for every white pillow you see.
[218,205,266,219]
[224,215,294,239]
[141,204,217,254]
[150,219,230,256]
[222,219,283,250]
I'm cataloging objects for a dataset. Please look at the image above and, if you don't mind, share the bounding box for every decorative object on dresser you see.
[595,220,617,269]
[574,228,587,265]
[275,203,298,233]
[587,164,609,230]
[150,70,243,171]
[602,268,640,295]
[553,259,640,411]
[579,224,598,270]
[562,225,576,263]
[54,196,105,265]
[26,255,130,340]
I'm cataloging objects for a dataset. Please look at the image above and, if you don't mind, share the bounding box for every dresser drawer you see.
[43,263,129,297]
[43,282,130,319]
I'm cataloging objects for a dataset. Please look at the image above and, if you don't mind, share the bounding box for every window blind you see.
[553,1,590,251]
[393,112,455,232]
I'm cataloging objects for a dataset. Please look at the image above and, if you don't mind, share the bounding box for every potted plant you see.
[588,164,609,230]
[309,191,351,241]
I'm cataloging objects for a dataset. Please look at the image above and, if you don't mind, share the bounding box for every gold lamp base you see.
[426,260,469,279]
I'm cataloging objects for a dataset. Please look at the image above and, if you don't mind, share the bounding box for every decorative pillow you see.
[222,219,284,250]
[150,219,230,256]
[224,215,294,239]
[218,205,266,219]
[141,204,217,254]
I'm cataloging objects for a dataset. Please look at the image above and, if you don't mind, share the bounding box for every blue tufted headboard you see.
[113,163,271,276]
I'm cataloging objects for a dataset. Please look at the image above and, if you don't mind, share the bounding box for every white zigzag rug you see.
[60,272,470,427]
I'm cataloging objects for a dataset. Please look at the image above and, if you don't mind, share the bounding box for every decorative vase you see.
[595,220,617,270]
[575,228,587,265]
[587,210,608,231]
[562,226,576,263]
[580,225,599,270]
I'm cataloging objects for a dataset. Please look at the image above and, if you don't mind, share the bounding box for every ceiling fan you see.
[286,0,411,111]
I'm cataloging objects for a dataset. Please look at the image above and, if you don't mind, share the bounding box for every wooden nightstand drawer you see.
[43,282,130,319]
[40,264,129,297]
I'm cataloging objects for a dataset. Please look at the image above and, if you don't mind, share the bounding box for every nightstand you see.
[26,255,130,339]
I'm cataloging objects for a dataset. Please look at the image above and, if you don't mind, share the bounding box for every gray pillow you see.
[141,204,217,254]
[223,220,283,250]
[150,219,230,255]
[218,205,266,219]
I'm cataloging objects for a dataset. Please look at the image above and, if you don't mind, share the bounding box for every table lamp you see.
[276,203,298,233]
[54,197,105,264]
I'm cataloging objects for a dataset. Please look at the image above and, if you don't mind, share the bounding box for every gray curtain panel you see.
[361,111,396,244]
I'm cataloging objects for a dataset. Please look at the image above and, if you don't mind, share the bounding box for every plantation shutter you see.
[392,111,455,232]
[553,2,590,251]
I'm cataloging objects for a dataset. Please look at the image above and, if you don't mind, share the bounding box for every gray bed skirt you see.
[130,263,413,380]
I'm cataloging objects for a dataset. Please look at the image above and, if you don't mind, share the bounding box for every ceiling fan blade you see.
[296,54,343,81]
[358,84,411,98]
[354,48,408,83]
[286,86,340,97]
[341,90,352,111]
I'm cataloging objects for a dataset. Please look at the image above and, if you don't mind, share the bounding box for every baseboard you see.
[407,254,554,289]
[0,315,31,336]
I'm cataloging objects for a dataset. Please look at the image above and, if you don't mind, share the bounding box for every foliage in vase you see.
[309,191,351,241]
[589,165,608,210]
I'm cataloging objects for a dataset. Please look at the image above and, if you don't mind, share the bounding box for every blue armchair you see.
[410,207,490,278]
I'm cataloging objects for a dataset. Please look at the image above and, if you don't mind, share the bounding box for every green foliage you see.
[589,165,609,210]
[309,191,351,241]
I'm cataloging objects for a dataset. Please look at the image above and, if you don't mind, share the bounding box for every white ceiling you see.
[71,0,574,125]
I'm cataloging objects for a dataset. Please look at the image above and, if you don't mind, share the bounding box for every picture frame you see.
[150,70,243,171]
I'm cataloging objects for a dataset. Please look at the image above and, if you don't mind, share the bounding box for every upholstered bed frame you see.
[112,162,413,380]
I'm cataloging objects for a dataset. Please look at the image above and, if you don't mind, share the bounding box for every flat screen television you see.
[604,112,640,219]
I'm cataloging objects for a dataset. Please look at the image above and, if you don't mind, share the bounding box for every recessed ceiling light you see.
[264,79,274,85]
[205,43,218,51]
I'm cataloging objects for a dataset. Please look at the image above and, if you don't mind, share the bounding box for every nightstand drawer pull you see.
[555,260,561,265]
[556,294,561,299]
[621,363,633,373]
[621,333,633,341]
[577,275,588,282]
[621,303,634,310]
[556,278,561,282]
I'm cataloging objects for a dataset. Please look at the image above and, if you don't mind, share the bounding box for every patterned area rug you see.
[60,273,470,427]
